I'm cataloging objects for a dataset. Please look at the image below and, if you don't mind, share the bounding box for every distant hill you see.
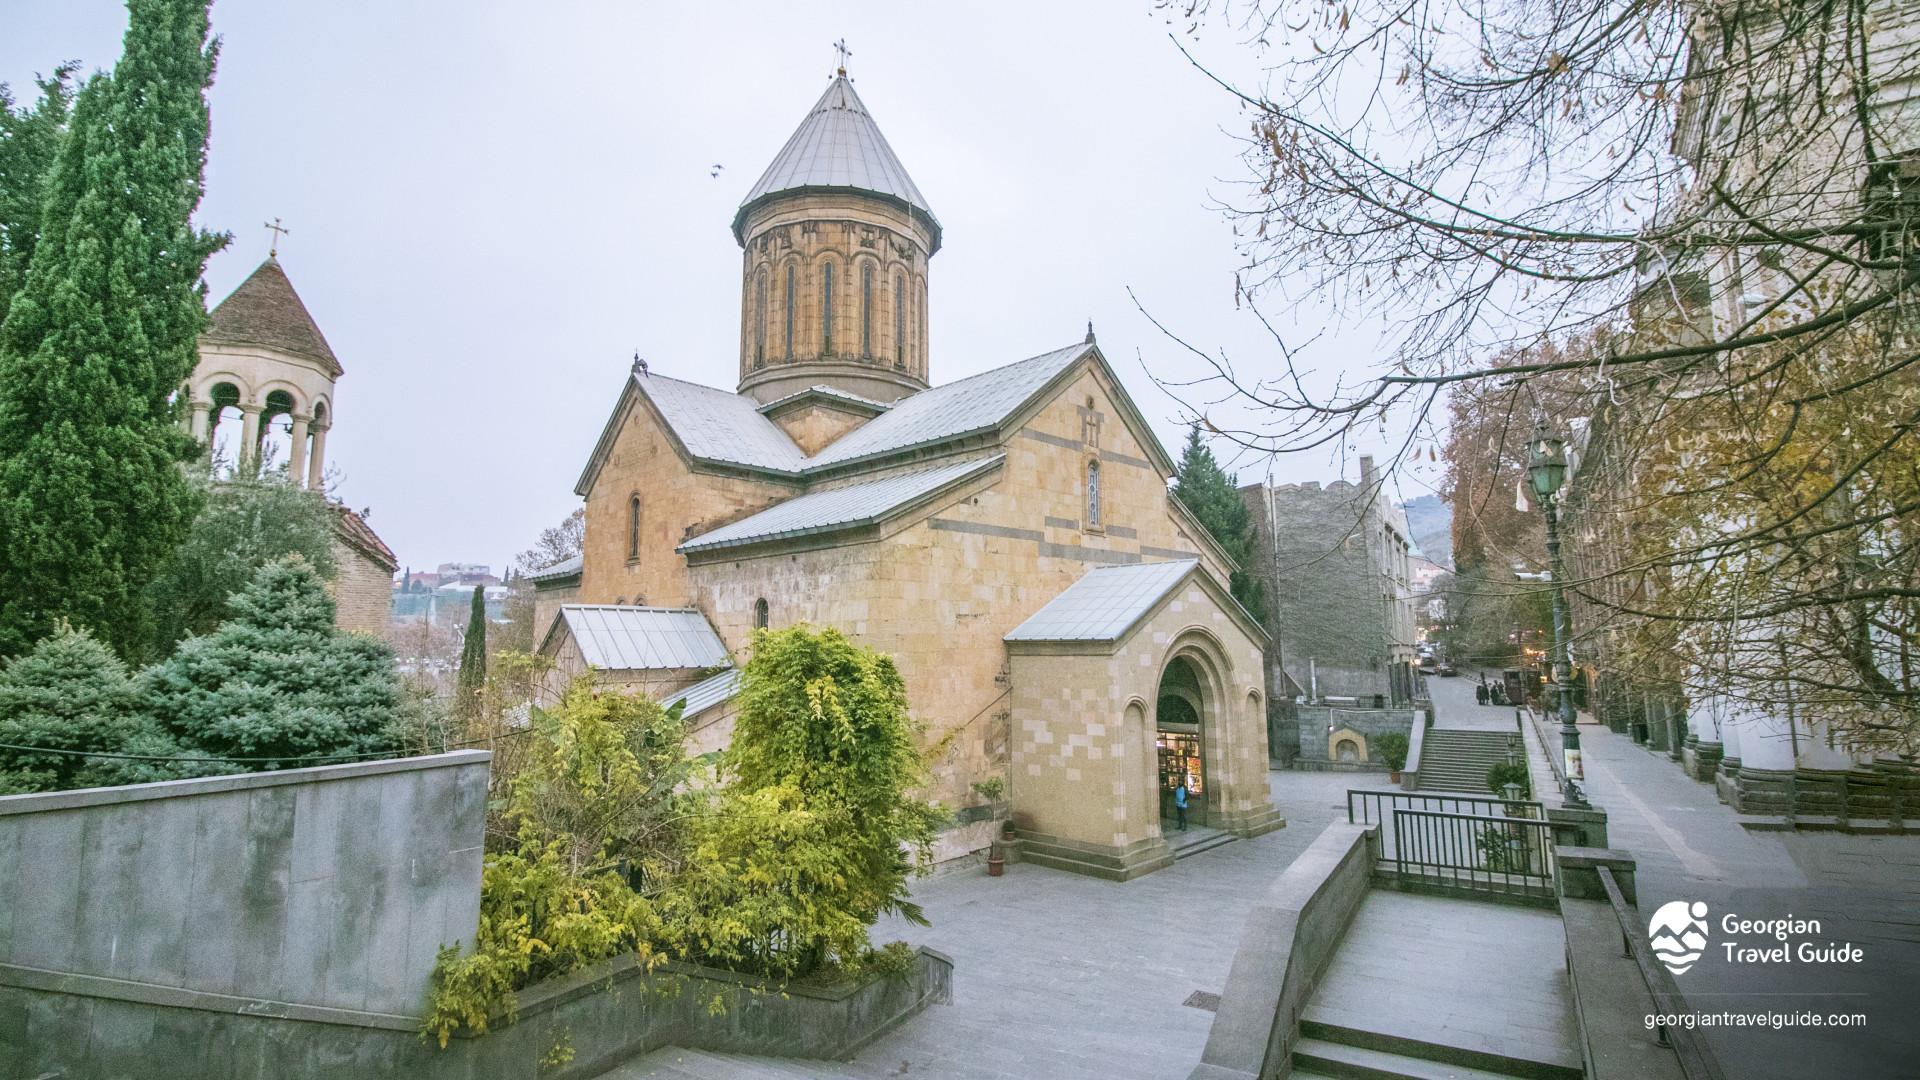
[1403,494,1453,569]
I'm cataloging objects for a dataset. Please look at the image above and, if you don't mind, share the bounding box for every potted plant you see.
[1376,731,1409,783]
[986,842,1005,877]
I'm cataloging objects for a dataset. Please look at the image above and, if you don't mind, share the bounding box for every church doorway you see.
[1156,655,1208,828]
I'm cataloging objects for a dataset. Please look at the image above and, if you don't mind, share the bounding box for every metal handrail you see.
[1597,866,1728,1080]
[1347,788,1544,825]
[1523,704,1568,790]
[1391,807,1557,895]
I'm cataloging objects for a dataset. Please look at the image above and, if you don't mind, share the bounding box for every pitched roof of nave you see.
[203,257,342,376]
[1005,558,1269,647]
[577,339,1123,494]
[677,454,1004,555]
[733,74,941,252]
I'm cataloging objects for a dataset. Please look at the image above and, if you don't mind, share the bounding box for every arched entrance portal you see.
[1156,654,1209,829]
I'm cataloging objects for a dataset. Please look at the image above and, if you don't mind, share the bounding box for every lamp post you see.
[1528,422,1588,806]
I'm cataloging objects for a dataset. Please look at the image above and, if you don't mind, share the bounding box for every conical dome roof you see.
[733,76,940,252]
[203,257,341,376]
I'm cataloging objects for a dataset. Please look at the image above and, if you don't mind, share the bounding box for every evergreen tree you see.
[0,622,150,792]
[142,473,338,658]
[142,558,408,768]
[457,583,487,705]
[0,63,76,326]
[1170,425,1268,624]
[0,0,225,656]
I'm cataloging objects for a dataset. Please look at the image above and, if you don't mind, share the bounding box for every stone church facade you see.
[536,73,1282,878]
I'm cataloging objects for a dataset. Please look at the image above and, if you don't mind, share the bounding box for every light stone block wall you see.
[330,537,395,636]
[578,393,795,610]
[769,401,875,456]
[0,751,487,1019]
[531,579,581,650]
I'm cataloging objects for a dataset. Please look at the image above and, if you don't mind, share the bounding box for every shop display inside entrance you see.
[1157,729,1205,826]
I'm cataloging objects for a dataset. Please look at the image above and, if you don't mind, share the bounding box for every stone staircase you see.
[1414,728,1520,795]
[1289,1012,1582,1079]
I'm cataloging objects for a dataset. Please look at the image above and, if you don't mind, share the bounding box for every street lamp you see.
[1528,422,1588,806]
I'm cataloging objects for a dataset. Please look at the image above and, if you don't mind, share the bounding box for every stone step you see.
[1292,1037,1529,1080]
[1172,832,1239,859]
[1301,1014,1583,1080]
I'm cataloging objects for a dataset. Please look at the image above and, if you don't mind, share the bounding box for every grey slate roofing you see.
[679,454,1003,554]
[524,553,583,585]
[666,667,743,720]
[802,342,1090,470]
[546,606,731,670]
[757,384,892,416]
[638,373,811,475]
[1005,560,1202,643]
[735,76,939,250]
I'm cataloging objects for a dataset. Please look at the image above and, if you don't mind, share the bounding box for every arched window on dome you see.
[861,263,874,357]
[784,263,797,360]
[821,261,835,355]
[1086,459,1102,528]
[754,269,767,367]
[894,271,906,369]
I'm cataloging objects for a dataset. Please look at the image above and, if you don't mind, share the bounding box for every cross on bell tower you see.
[833,38,851,76]
[263,217,291,258]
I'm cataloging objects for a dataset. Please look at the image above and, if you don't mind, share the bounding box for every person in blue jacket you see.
[1173,781,1189,832]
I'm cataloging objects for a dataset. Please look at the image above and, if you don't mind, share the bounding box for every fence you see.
[1347,789,1557,901]
[1598,865,1728,1079]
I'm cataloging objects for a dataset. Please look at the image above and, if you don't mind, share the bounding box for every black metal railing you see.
[1598,866,1728,1080]
[1347,788,1545,851]
[1389,808,1556,898]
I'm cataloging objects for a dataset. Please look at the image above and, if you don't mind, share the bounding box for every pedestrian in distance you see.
[1174,781,1189,832]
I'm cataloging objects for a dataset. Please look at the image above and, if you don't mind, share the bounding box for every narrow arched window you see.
[1086,460,1102,527]
[627,495,642,560]
[784,263,796,359]
[754,270,767,367]
[861,263,874,356]
[821,262,835,354]
[894,272,907,368]
[754,598,769,629]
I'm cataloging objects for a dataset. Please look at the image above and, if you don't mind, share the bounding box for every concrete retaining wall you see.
[0,750,488,1020]
[1188,821,1377,1080]
[1294,705,1418,768]
[0,946,952,1080]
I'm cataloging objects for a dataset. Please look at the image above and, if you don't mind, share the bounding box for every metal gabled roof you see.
[1005,560,1201,643]
[523,553,583,585]
[804,342,1091,469]
[544,605,731,671]
[666,667,743,720]
[638,372,811,475]
[678,454,1003,554]
[733,76,940,251]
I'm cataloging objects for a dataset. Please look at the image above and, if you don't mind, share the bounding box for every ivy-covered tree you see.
[457,584,487,707]
[0,63,76,326]
[142,473,337,659]
[142,557,408,768]
[662,624,942,979]
[1170,425,1268,624]
[0,0,225,656]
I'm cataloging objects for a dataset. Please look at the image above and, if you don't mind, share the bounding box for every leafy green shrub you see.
[422,678,692,1045]
[658,625,942,981]
[0,622,188,792]
[1487,761,1531,799]
[970,776,1004,802]
[1374,731,1409,771]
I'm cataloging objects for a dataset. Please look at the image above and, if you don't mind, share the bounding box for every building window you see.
[894,272,907,368]
[1086,459,1102,527]
[627,495,642,561]
[754,270,767,367]
[861,263,874,356]
[821,261,835,354]
[754,598,769,629]
[784,263,796,359]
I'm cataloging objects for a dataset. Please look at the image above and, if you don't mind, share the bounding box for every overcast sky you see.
[5,2,1428,573]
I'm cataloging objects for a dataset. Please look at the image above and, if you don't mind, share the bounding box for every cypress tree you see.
[457,583,487,704]
[0,0,225,656]
[0,64,76,327]
[1170,425,1269,625]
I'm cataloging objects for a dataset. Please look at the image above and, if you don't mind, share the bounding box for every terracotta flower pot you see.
[987,854,1005,877]
[1389,769,1403,783]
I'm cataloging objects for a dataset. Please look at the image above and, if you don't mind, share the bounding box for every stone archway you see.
[1154,634,1234,832]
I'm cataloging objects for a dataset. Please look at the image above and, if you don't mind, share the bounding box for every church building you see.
[534,71,1282,879]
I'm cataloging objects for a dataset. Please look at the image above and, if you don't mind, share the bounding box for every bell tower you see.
[733,70,940,405]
